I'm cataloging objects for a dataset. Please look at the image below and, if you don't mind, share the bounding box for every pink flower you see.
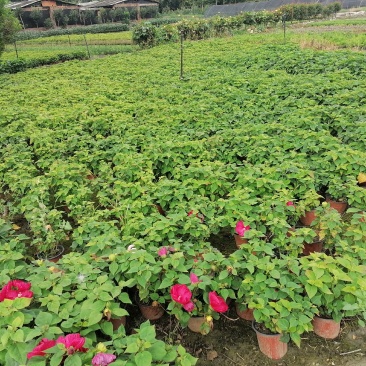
[158,247,168,257]
[56,334,87,355]
[286,201,295,207]
[27,338,56,359]
[183,301,195,312]
[209,291,228,313]
[235,221,250,237]
[171,284,192,306]
[190,273,200,284]
[0,280,33,301]
[92,353,117,366]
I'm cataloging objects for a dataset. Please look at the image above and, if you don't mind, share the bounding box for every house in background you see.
[6,0,159,28]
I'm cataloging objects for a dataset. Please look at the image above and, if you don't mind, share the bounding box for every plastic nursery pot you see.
[37,244,65,263]
[110,316,127,331]
[138,302,165,321]
[252,322,288,360]
[312,316,341,339]
[234,234,248,248]
[325,197,348,214]
[302,238,323,256]
[235,303,254,321]
[188,317,213,334]
[300,210,317,226]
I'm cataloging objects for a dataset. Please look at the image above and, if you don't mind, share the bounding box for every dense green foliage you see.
[0,29,366,363]
[15,23,130,42]
[0,51,87,74]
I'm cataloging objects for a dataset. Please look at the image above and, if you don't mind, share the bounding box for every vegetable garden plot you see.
[0,32,366,365]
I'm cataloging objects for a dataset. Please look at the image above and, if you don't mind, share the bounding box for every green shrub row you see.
[132,3,341,47]
[15,23,130,41]
[0,51,87,74]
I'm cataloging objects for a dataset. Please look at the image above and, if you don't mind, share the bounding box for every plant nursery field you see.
[0,23,366,366]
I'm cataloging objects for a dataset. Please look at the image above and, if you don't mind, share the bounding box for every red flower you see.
[27,338,56,359]
[209,291,228,313]
[286,201,295,207]
[170,284,192,306]
[183,301,195,312]
[235,221,250,237]
[0,280,33,301]
[56,334,87,355]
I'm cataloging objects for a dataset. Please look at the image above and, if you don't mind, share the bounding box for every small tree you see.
[53,9,64,27]
[60,13,69,27]
[69,10,79,25]
[14,8,25,29]
[0,0,21,57]
[98,8,107,23]
[44,17,53,29]
[84,10,96,24]
[30,7,43,28]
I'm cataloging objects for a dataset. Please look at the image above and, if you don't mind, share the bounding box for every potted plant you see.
[166,246,232,335]
[231,248,317,359]
[297,189,323,226]
[299,253,366,339]
[325,178,349,214]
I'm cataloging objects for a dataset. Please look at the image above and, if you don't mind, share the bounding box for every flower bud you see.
[108,254,116,261]
[96,342,107,353]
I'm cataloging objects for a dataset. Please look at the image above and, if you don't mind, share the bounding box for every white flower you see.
[127,244,136,252]
[77,273,86,283]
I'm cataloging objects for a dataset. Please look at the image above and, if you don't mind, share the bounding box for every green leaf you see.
[11,313,24,328]
[305,284,317,299]
[148,340,166,360]
[125,342,139,353]
[110,261,119,276]
[135,350,152,366]
[35,312,53,327]
[87,311,103,326]
[25,328,43,342]
[100,320,114,336]
[64,355,82,366]
[8,342,26,364]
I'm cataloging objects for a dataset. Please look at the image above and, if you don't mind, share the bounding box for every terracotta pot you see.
[302,239,323,256]
[252,322,287,360]
[187,316,213,334]
[234,234,248,248]
[37,245,65,263]
[325,197,347,214]
[138,302,164,320]
[300,210,317,226]
[110,316,126,331]
[235,303,254,321]
[312,316,340,339]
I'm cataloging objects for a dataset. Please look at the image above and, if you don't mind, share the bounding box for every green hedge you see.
[0,51,87,74]
[133,3,342,47]
[15,23,130,41]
